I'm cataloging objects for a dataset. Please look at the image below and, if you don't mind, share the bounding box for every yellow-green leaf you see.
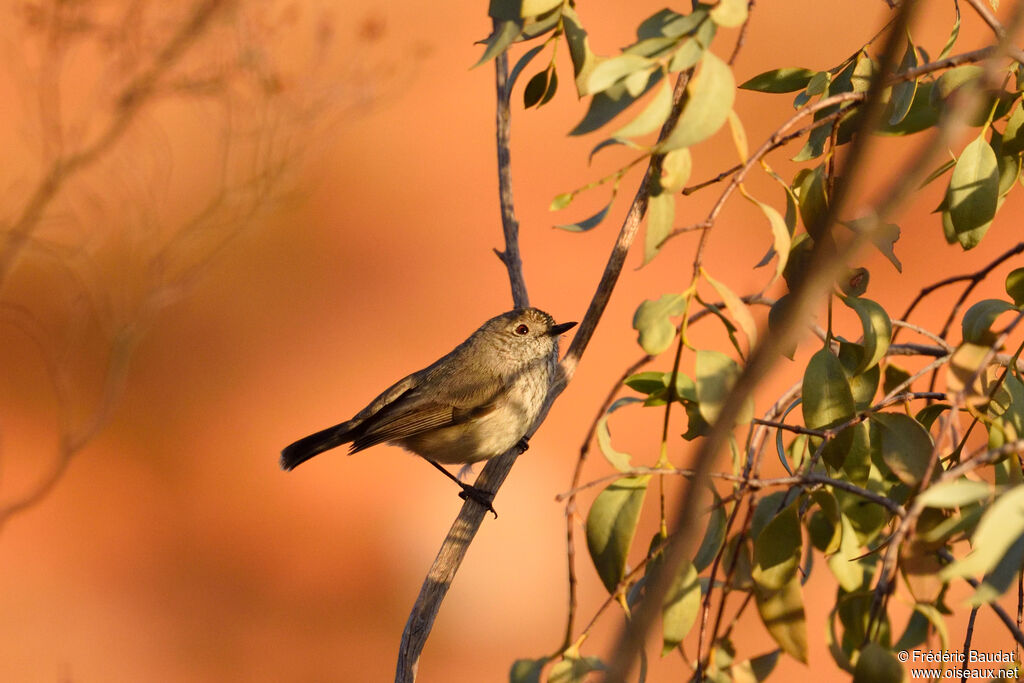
[840,295,892,373]
[662,558,701,655]
[870,412,932,487]
[660,148,693,193]
[613,80,673,139]
[659,51,736,151]
[703,268,757,348]
[755,575,808,663]
[644,192,676,265]
[940,484,1024,583]
[710,0,748,27]
[585,476,650,593]
[752,502,801,591]
[947,134,999,250]
[633,294,686,354]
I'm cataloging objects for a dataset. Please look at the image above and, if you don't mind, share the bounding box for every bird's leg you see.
[422,458,497,518]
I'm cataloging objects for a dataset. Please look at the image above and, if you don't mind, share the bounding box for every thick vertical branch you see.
[394,59,693,683]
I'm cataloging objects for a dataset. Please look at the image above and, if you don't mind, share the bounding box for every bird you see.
[280,307,577,516]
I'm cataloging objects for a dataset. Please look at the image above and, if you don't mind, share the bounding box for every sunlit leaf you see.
[562,6,598,96]
[709,0,748,27]
[703,268,757,348]
[947,134,999,250]
[659,51,736,151]
[660,148,693,193]
[473,20,523,68]
[633,294,686,354]
[917,479,992,508]
[644,192,676,265]
[802,349,856,431]
[696,349,753,424]
[613,81,673,139]
[940,484,1024,584]
[888,39,918,125]
[585,476,650,593]
[596,397,642,471]
[587,54,655,95]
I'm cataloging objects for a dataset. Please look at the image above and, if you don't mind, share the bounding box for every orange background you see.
[2,1,1023,681]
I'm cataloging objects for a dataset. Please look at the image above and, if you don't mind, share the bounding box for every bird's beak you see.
[549,321,578,336]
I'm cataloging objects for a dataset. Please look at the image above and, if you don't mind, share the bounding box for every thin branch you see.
[396,45,695,683]
[603,3,925,677]
[492,48,529,309]
[964,0,1024,63]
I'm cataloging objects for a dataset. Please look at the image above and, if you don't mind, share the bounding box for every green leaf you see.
[662,558,701,655]
[562,6,598,97]
[946,342,992,401]
[696,349,753,425]
[509,44,547,92]
[585,476,650,593]
[555,187,617,231]
[1005,267,1024,306]
[1001,102,1024,155]
[524,70,549,108]
[754,575,808,663]
[933,65,983,102]
[829,513,867,592]
[940,484,1024,583]
[596,398,641,471]
[937,5,960,59]
[693,491,727,571]
[613,81,673,139]
[709,0,748,28]
[659,148,693,193]
[489,0,562,20]
[853,643,903,683]
[870,412,932,487]
[547,653,606,682]
[798,165,829,240]
[668,38,704,73]
[962,298,1015,344]
[752,502,802,591]
[571,71,664,135]
[840,295,892,373]
[659,51,736,151]
[743,190,791,281]
[637,7,708,40]
[703,269,757,348]
[633,294,686,354]
[473,20,524,68]
[837,342,880,410]
[624,371,667,396]
[510,657,549,683]
[644,192,676,265]
[888,39,918,125]
[802,349,856,431]
[587,54,654,95]
[947,134,999,250]
[917,479,992,509]
[739,67,816,93]
[550,192,574,211]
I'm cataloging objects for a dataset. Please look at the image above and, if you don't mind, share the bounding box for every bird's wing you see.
[349,378,504,453]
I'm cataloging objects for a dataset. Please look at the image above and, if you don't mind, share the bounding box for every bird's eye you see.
[514,324,529,336]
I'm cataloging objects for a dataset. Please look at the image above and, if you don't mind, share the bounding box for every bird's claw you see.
[459,485,498,518]
[516,436,530,453]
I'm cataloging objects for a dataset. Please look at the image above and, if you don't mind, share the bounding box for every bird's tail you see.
[280,423,351,471]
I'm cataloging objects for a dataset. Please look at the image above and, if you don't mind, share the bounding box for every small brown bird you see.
[281,308,577,515]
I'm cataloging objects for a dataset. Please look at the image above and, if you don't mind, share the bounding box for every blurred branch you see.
[0,0,227,291]
[602,1,934,678]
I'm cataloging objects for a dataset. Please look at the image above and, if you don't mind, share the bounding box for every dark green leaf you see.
[523,70,549,108]
[1005,267,1024,306]
[962,298,1015,344]
[570,71,663,135]
[752,502,802,591]
[739,67,816,93]
[509,44,546,92]
[888,39,918,125]
[510,657,549,683]
[802,349,856,431]
[840,295,892,373]
[798,165,829,240]
[754,576,808,663]
[870,412,932,487]
[853,643,903,683]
